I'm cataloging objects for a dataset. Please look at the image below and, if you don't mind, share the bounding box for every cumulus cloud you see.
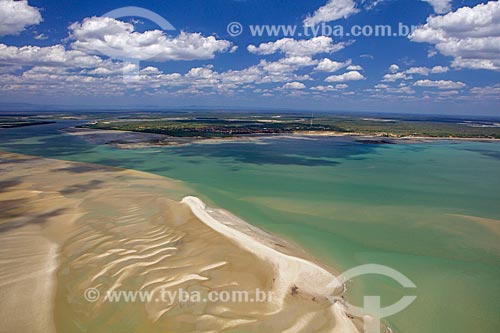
[470,84,500,99]
[431,65,449,73]
[414,79,466,89]
[0,43,103,68]
[311,83,348,91]
[388,64,400,73]
[304,0,359,27]
[409,1,500,71]
[282,82,306,90]
[0,64,22,74]
[247,36,346,57]
[314,58,351,72]
[0,0,42,36]
[421,0,452,14]
[373,83,415,94]
[0,50,317,95]
[69,16,232,61]
[325,70,365,82]
[406,67,430,75]
[382,72,412,82]
[260,56,317,76]
[404,66,449,76]
[346,64,363,71]
[311,85,336,91]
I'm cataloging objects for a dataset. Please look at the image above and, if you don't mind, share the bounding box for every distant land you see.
[2,111,500,149]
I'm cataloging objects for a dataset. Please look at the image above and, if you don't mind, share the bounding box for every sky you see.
[0,0,499,115]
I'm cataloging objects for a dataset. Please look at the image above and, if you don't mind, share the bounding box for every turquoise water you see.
[1,121,499,332]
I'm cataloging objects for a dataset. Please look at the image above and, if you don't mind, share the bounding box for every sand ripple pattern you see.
[0,152,359,333]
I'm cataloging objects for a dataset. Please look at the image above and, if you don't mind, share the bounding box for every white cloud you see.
[374,84,416,94]
[388,64,400,73]
[247,36,346,57]
[282,82,306,90]
[361,0,386,10]
[0,0,41,36]
[421,0,452,14]
[414,79,466,89]
[325,71,365,82]
[140,66,161,75]
[406,67,430,75]
[34,33,48,40]
[346,64,363,71]
[70,17,231,61]
[310,83,348,91]
[409,1,500,71]
[430,65,449,73]
[216,57,313,86]
[0,43,103,68]
[404,66,450,75]
[304,0,359,26]
[314,58,351,72]
[470,84,500,98]
[0,64,21,74]
[382,72,412,82]
[311,85,336,91]
[261,56,317,74]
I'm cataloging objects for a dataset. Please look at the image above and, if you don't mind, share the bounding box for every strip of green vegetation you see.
[86,119,341,138]
[0,121,55,129]
[312,118,500,138]
[84,115,500,139]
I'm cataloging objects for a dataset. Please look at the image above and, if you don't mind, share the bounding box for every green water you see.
[1,121,499,332]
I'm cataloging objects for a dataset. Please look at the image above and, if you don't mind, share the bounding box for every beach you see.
[0,151,362,333]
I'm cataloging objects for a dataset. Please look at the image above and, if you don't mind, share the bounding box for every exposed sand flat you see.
[181,197,348,303]
[0,151,360,333]
[0,226,58,333]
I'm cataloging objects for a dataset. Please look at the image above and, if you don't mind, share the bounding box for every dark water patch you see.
[0,207,68,233]
[0,198,31,220]
[171,138,376,166]
[60,180,104,195]
[0,156,40,164]
[462,148,500,161]
[0,179,22,193]
[356,139,395,145]
[1,135,95,159]
[52,164,117,174]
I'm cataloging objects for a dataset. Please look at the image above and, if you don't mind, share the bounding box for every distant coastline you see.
[63,125,500,150]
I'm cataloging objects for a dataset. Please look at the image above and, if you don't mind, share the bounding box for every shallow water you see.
[1,121,499,332]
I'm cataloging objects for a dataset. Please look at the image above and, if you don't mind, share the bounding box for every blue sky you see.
[0,0,498,115]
